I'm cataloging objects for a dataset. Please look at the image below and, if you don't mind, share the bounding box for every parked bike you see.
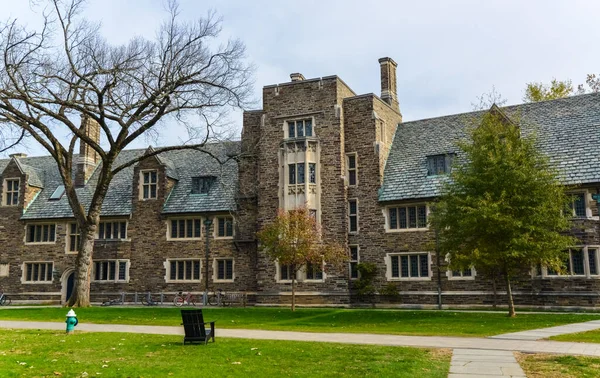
[141,292,159,306]
[101,293,124,306]
[208,289,229,307]
[0,289,11,306]
[173,291,196,307]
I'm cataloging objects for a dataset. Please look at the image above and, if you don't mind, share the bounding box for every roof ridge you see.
[400,92,600,127]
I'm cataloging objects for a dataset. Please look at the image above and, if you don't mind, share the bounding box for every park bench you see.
[180,309,215,345]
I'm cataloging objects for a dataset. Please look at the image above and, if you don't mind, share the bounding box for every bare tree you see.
[0,0,253,307]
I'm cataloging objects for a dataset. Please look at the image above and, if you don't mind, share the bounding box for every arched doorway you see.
[61,270,75,304]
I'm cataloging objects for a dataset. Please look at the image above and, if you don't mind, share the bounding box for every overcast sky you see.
[2,0,599,156]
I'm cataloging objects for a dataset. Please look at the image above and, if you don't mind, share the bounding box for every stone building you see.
[1,57,600,308]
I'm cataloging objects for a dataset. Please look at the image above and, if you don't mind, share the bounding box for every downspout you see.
[435,225,442,310]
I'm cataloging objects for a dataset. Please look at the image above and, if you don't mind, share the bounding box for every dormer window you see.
[426,154,455,176]
[287,119,313,138]
[3,178,20,206]
[568,192,587,218]
[191,176,216,194]
[141,170,157,199]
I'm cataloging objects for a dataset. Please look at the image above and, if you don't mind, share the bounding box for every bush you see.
[379,283,400,300]
[353,263,378,299]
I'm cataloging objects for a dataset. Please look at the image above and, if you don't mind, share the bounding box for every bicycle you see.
[141,292,159,306]
[0,289,11,306]
[101,293,124,306]
[173,291,196,307]
[208,289,229,307]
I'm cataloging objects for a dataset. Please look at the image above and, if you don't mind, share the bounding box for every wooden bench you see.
[180,309,215,345]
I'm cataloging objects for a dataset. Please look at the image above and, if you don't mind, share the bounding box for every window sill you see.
[447,276,476,281]
[214,236,234,240]
[386,228,429,233]
[25,242,56,245]
[165,279,203,283]
[214,279,234,283]
[95,239,131,243]
[304,279,325,283]
[537,275,595,279]
[22,281,53,284]
[167,238,204,242]
[387,277,431,282]
[65,251,78,255]
[92,280,129,284]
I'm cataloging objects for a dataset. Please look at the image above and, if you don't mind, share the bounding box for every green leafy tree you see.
[431,109,576,317]
[257,207,347,311]
[524,79,574,102]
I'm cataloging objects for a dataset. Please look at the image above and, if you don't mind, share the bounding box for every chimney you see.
[290,73,305,82]
[75,114,100,187]
[378,57,399,111]
[9,153,27,158]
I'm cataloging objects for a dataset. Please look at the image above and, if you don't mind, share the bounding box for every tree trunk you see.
[504,272,516,317]
[291,278,296,312]
[66,226,97,307]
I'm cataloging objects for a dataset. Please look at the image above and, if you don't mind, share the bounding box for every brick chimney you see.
[379,57,399,111]
[75,114,100,187]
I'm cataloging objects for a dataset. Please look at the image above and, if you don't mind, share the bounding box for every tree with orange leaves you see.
[257,207,347,311]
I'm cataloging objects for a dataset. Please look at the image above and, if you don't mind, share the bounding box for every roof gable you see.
[12,142,239,220]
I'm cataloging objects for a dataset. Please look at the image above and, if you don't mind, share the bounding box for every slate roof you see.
[380,92,600,202]
[0,142,239,220]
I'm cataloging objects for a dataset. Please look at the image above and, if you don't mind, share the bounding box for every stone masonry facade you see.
[1,57,600,309]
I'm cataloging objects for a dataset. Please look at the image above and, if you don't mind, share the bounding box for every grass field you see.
[517,353,600,378]
[0,329,451,377]
[1,307,598,337]
[550,328,600,343]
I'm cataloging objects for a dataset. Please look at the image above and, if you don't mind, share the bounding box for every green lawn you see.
[0,329,450,377]
[550,329,600,343]
[1,307,599,337]
[518,353,600,378]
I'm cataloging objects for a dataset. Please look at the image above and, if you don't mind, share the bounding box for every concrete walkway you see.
[449,349,525,378]
[2,320,600,358]
[491,319,600,341]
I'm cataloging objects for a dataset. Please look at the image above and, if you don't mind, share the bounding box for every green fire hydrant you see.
[65,309,78,334]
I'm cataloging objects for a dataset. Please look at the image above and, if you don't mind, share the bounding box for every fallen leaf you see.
[231,362,241,365]
[53,372,62,376]
[101,365,108,368]
[19,362,27,365]
[251,348,258,351]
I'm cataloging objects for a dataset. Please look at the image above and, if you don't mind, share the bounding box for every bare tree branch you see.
[0,0,254,307]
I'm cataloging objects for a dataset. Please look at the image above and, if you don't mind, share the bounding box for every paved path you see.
[491,319,600,341]
[2,320,600,358]
[449,349,525,378]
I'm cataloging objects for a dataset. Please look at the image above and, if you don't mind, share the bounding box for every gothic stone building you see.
[2,57,600,308]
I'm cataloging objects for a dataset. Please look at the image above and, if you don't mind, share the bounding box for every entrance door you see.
[66,272,75,303]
